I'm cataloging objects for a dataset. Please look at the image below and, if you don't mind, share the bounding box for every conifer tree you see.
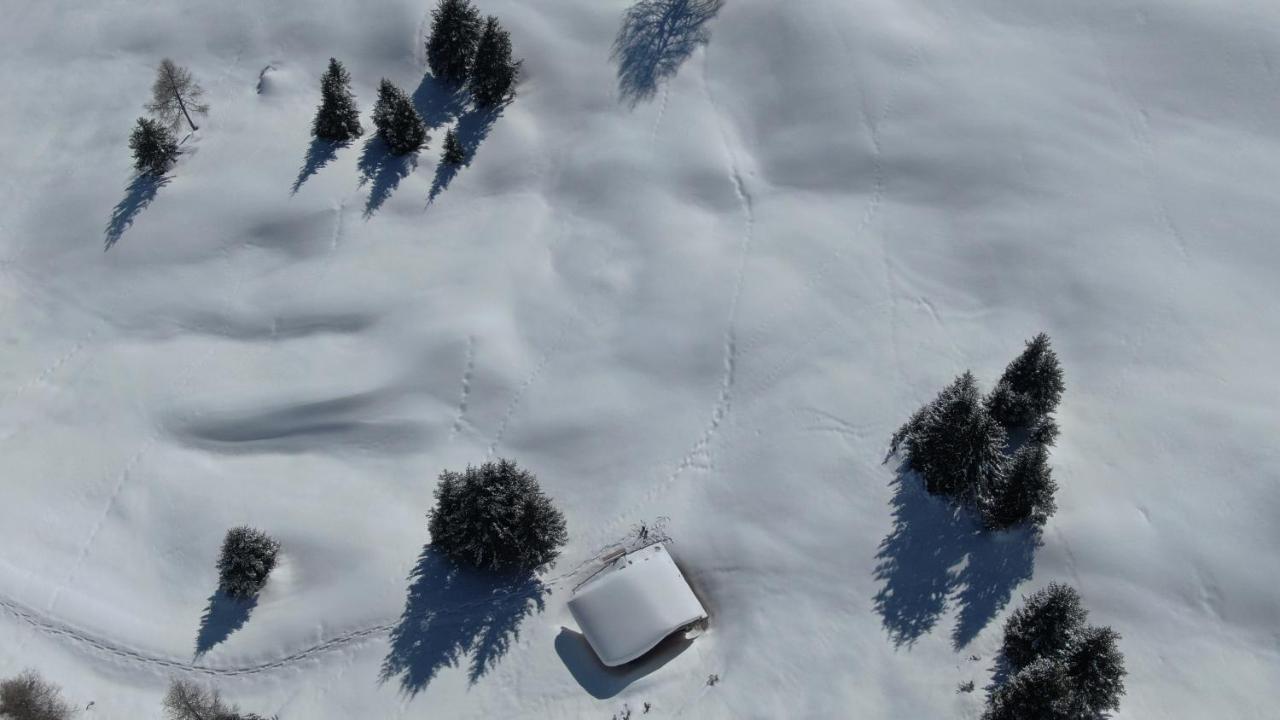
[469,16,521,108]
[427,0,483,85]
[986,332,1065,430]
[129,117,179,176]
[429,459,568,571]
[372,79,427,155]
[312,58,363,142]
[982,658,1075,720]
[1001,582,1088,671]
[1066,625,1127,716]
[441,128,466,166]
[983,442,1058,529]
[217,527,280,599]
[891,371,1008,502]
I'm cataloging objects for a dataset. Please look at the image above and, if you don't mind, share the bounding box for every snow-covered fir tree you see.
[890,371,1008,502]
[1066,625,1127,716]
[469,16,521,108]
[982,442,1058,529]
[129,117,179,176]
[986,332,1065,430]
[426,0,483,86]
[428,459,568,571]
[372,79,426,155]
[216,526,280,599]
[1001,582,1088,670]
[312,58,363,142]
[982,657,1075,720]
[441,128,466,166]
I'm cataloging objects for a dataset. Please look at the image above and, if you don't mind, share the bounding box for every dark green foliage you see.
[983,443,1057,529]
[891,372,1008,502]
[429,459,568,571]
[1001,582,1088,670]
[988,583,1126,719]
[441,128,466,166]
[982,658,1075,720]
[986,333,1065,430]
[0,670,73,720]
[469,16,521,108]
[1067,625,1127,715]
[372,79,427,155]
[427,0,483,85]
[312,58,363,141]
[216,526,280,599]
[129,117,179,176]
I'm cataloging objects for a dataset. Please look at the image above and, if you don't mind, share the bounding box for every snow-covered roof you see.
[567,543,708,667]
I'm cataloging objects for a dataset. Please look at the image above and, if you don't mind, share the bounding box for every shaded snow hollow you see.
[1,0,1278,717]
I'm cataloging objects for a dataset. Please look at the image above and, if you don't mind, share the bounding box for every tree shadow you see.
[427,104,502,205]
[412,74,469,130]
[380,547,548,696]
[291,137,345,195]
[554,627,692,699]
[872,463,1039,649]
[357,137,416,219]
[104,173,171,250]
[194,590,257,657]
[611,0,726,107]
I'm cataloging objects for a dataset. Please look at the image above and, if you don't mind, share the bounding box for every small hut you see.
[567,543,708,667]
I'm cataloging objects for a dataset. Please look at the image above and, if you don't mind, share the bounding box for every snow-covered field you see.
[2,0,1278,716]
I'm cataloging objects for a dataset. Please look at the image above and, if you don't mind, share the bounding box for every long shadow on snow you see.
[412,74,468,130]
[194,590,257,657]
[612,0,725,107]
[380,547,548,695]
[357,137,416,218]
[872,462,1040,649]
[291,137,347,195]
[104,173,171,250]
[555,627,691,699]
[427,104,503,205]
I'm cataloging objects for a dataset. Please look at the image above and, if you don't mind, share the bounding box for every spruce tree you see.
[987,332,1065,430]
[441,128,466,166]
[1001,582,1088,671]
[312,58,363,142]
[372,79,427,155]
[427,0,483,86]
[1067,625,1127,716]
[982,658,1075,720]
[217,526,280,599]
[129,117,179,176]
[428,459,568,571]
[469,16,521,108]
[983,442,1058,529]
[891,371,1008,502]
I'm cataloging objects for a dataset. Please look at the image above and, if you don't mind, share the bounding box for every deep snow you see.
[1,0,1278,717]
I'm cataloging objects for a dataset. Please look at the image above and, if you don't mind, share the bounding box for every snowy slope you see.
[1,0,1278,717]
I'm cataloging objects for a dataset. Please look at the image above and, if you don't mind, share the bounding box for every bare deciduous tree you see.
[0,669,74,720]
[163,679,233,720]
[146,58,209,132]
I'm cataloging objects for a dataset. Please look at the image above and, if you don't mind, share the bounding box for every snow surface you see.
[1,0,1279,717]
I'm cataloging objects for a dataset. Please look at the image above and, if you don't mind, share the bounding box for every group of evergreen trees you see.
[309,0,520,165]
[889,333,1065,529]
[129,58,208,177]
[985,583,1126,719]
